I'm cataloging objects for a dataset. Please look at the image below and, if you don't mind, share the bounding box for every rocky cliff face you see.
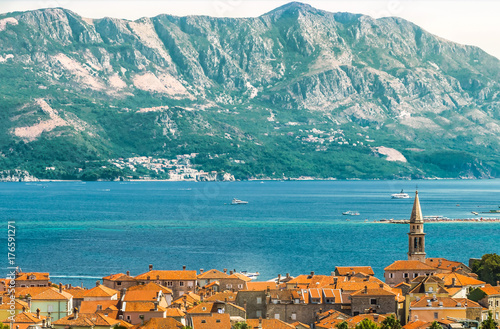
[0,2,499,180]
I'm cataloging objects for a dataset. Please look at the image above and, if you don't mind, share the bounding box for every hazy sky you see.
[1,0,500,60]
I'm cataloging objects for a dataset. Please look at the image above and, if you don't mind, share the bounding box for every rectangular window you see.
[292,313,297,320]
[370,298,377,305]
[167,281,173,287]
[187,281,193,287]
[47,305,53,312]
[496,313,499,320]
[238,284,243,289]
[256,297,262,304]
[275,314,280,320]
[179,281,184,287]
[256,310,262,318]
[413,273,418,278]
[403,273,409,278]
[434,313,439,319]
[389,273,394,279]
[226,284,232,289]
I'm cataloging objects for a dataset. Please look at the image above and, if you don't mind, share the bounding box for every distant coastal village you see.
[2,192,500,329]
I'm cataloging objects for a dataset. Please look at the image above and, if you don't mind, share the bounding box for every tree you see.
[471,253,500,285]
[381,315,401,329]
[355,318,380,329]
[429,321,442,329]
[481,311,498,329]
[337,321,349,329]
[112,325,128,329]
[234,322,250,329]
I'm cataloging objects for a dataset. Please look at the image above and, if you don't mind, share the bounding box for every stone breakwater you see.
[376,218,500,223]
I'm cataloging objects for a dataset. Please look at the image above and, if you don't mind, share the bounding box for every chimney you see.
[154,302,158,311]
[497,281,500,287]
[438,259,442,266]
[286,273,290,279]
[364,286,368,294]
[452,278,456,287]
[200,269,204,274]
[331,271,335,276]
[183,265,186,271]
[59,282,63,293]
[374,314,379,322]
[230,271,233,275]
[258,317,262,328]
[74,307,79,319]
[42,319,46,328]
[223,268,227,274]
[266,313,270,320]
[311,271,315,276]
[277,274,281,284]
[27,297,31,309]
[379,283,384,288]
[149,264,153,271]
[96,280,100,287]
[126,271,130,276]
[36,308,40,319]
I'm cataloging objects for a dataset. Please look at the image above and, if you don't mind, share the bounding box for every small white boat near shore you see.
[391,189,410,199]
[231,198,248,205]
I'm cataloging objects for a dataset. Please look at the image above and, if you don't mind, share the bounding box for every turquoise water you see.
[1,179,500,287]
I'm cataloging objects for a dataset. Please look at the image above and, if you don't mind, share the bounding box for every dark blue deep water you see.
[1,179,500,287]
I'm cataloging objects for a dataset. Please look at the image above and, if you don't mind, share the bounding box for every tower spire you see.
[408,191,426,261]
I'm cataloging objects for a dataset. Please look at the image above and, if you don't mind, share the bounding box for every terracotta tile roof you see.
[337,281,387,292]
[317,309,350,321]
[345,314,391,327]
[425,258,469,272]
[403,320,430,329]
[197,269,229,279]
[204,291,236,302]
[434,272,485,287]
[135,270,197,281]
[21,287,72,300]
[124,282,173,301]
[166,307,185,317]
[228,272,252,282]
[0,299,29,310]
[65,287,88,299]
[119,319,135,328]
[132,317,184,329]
[79,300,119,313]
[246,282,279,291]
[186,302,215,314]
[478,284,500,296]
[191,313,231,329]
[385,260,436,271]
[445,287,463,297]
[395,282,411,288]
[204,281,220,288]
[411,296,482,308]
[103,273,137,282]
[84,285,119,298]
[172,292,201,306]
[246,318,295,329]
[123,301,167,312]
[291,321,311,328]
[54,312,120,327]
[336,266,375,276]
[15,272,50,281]
[350,288,397,297]
[287,275,338,288]
[2,312,46,324]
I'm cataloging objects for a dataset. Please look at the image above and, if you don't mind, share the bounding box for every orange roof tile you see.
[190,313,231,329]
[2,312,46,324]
[425,258,469,271]
[128,282,172,294]
[132,317,184,329]
[204,291,236,302]
[385,260,436,271]
[403,320,430,329]
[186,302,215,314]
[124,282,172,301]
[28,287,72,300]
[292,321,311,329]
[15,272,50,281]
[197,269,229,279]
[336,266,375,276]
[351,288,397,297]
[246,318,295,329]
[65,287,88,299]
[479,284,500,296]
[123,301,167,312]
[411,297,482,308]
[0,299,29,310]
[79,300,119,313]
[166,307,185,317]
[434,272,485,287]
[227,272,252,282]
[84,285,119,298]
[246,282,279,291]
[135,270,197,281]
[54,312,120,327]
[103,273,137,282]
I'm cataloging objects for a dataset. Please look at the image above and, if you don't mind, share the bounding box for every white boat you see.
[239,271,260,279]
[231,198,248,205]
[391,189,410,199]
[342,211,360,216]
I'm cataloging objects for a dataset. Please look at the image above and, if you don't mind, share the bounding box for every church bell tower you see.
[408,191,426,262]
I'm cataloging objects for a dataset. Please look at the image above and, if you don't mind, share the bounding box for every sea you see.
[1,179,500,288]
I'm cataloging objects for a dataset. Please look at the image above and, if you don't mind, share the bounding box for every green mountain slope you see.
[0,2,499,180]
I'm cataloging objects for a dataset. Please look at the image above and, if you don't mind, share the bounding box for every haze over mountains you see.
[1,2,500,180]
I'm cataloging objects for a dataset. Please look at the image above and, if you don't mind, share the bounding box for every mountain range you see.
[1,2,500,180]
